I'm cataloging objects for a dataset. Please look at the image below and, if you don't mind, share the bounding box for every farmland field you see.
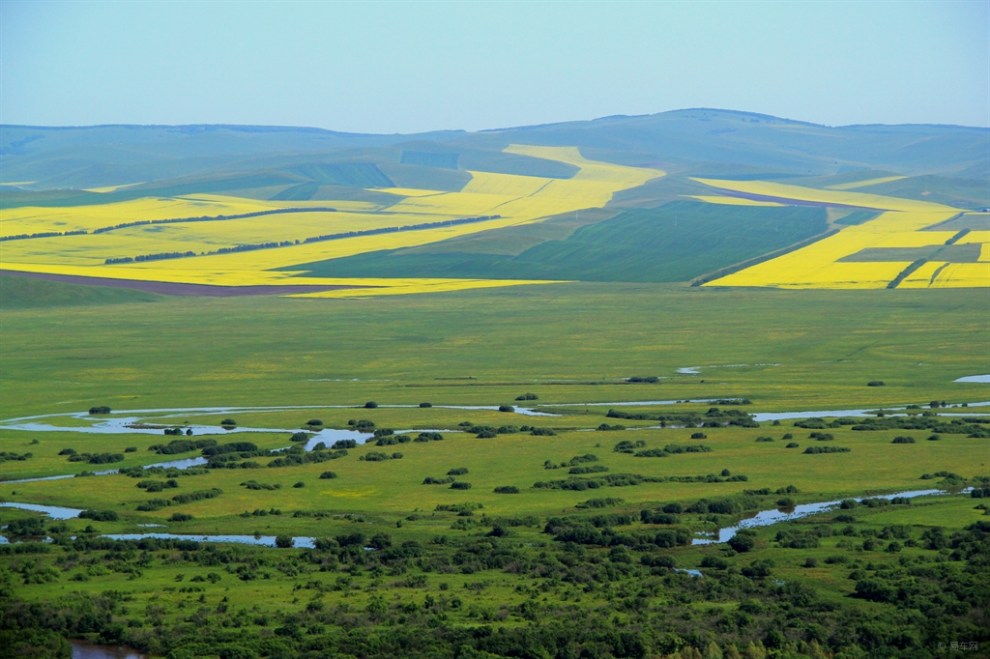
[0,146,664,296]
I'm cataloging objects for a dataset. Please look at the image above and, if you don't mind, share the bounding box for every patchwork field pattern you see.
[692,178,990,289]
[0,146,663,296]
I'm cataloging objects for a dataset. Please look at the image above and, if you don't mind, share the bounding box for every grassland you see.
[1,281,987,418]
[1,275,988,657]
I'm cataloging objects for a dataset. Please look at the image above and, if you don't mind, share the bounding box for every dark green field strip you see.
[840,244,982,263]
[922,212,990,232]
[858,174,990,209]
[292,201,828,283]
[833,209,882,226]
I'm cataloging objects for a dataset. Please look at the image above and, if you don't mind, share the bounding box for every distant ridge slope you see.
[2,109,986,193]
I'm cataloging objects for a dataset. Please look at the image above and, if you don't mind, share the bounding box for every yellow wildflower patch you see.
[827,176,906,190]
[927,263,990,288]
[692,179,988,289]
[0,146,662,297]
[895,262,951,289]
[688,195,784,207]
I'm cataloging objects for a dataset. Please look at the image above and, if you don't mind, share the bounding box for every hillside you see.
[3,109,987,194]
[1,110,987,294]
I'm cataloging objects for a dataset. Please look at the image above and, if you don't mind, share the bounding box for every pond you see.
[0,501,83,520]
[103,532,318,548]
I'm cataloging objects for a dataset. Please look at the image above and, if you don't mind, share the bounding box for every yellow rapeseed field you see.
[0,146,663,297]
[926,263,990,288]
[692,179,988,289]
[688,195,784,207]
[0,194,373,238]
[827,176,906,190]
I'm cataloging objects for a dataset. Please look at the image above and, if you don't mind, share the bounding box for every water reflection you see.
[692,488,946,545]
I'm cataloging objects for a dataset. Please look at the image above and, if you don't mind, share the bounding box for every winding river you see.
[1,400,985,547]
[0,487,964,549]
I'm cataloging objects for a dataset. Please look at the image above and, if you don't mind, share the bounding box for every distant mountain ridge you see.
[2,109,987,195]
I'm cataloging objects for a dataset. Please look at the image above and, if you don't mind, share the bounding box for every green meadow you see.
[1,276,988,657]
[1,279,987,418]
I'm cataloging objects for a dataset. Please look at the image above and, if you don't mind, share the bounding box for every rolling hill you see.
[1,109,987,294]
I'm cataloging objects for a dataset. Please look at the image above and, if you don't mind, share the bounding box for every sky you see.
[1,0,988,133]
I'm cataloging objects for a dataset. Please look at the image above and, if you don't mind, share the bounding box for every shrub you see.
[88,406,111,415]
[79,510,118,522]
[447,467,469,476]
[515,393,539,401]
[614,440,646,453]
[700,556,728,569]
[364,401,378,409]
[892,436,916,444]
[867,380,886,387]
[319,471,338,479]
[494,486,519,494]
[274,535,294,549]
[690,432,707,439]
[728,531,757,553]
[450,482,472,490]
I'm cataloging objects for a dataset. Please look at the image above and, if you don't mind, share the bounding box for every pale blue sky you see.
[1,0,987,132]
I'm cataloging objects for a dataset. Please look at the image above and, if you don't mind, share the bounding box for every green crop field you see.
[291,202,830,282]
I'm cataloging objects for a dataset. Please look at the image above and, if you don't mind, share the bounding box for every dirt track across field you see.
[0,270,371,297]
